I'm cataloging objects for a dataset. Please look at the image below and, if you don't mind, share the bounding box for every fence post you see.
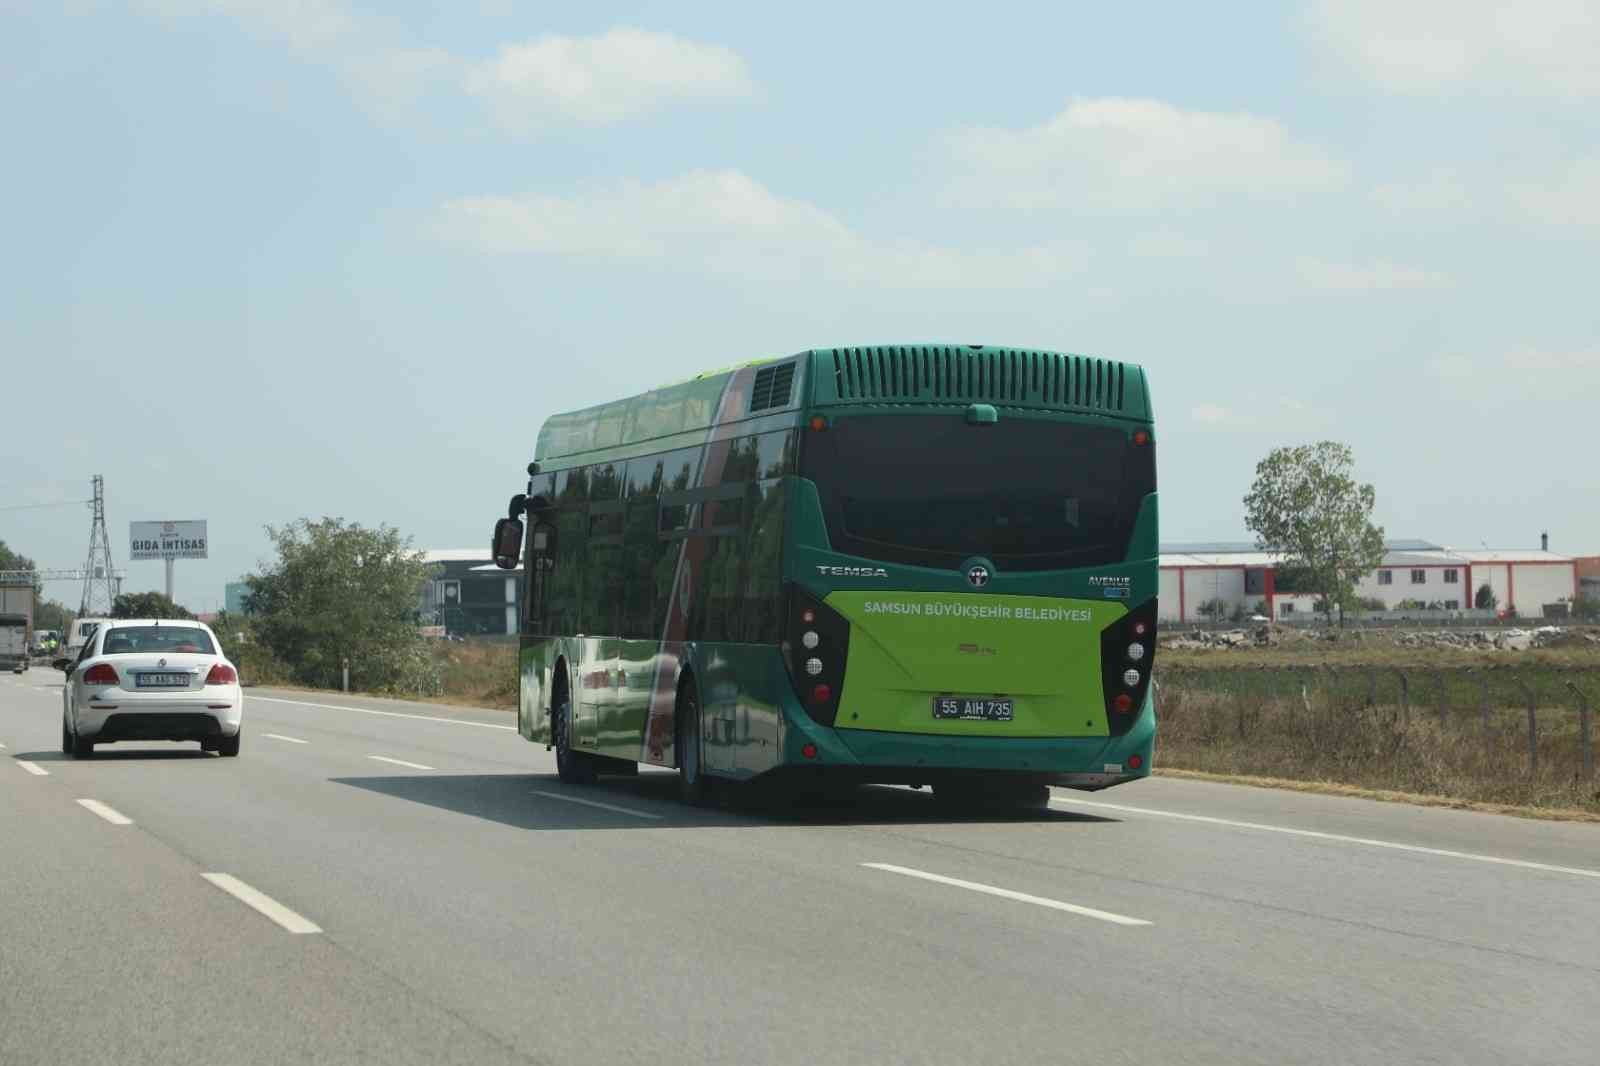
[342,657,350,694]
[1435,669,1449,727]
[1565,680,1594,781]
[1520,677,1537,776]
[1478,671,1490,740]
[1396,670,1410,728]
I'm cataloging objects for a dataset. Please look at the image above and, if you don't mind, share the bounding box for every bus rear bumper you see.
[785,690,1156,789]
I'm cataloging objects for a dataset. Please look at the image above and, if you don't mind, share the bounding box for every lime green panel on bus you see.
[825,592,1127,737]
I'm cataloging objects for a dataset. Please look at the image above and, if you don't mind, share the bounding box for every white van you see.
[61,617,110,663]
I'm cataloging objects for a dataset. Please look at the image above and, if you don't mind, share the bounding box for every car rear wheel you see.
[71,728,94,758]
[216,730,241,757]
[61,716,72,755]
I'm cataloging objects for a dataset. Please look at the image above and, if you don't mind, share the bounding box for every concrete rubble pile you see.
[1160,625,1600,653]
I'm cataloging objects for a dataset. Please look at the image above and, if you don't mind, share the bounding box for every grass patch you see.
[432,638,519,710]
[1155,670,1600,815]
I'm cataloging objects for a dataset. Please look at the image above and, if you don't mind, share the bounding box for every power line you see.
[0,499,88,512]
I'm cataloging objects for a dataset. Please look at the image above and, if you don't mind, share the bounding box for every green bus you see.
[490,344,1157,806]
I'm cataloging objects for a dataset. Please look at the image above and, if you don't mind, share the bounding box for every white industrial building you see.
[1158,540,1579,623]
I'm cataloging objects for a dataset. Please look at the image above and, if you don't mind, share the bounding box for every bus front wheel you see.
[553,696,596,785]
[675,679,712,806]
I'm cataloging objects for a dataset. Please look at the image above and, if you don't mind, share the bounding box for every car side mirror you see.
[492,517,524,570]
[53,658,72,672]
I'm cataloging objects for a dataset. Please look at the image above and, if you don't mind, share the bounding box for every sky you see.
[2,0,1597,612]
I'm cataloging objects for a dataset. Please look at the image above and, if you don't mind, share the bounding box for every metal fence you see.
[1154,665,1596,780]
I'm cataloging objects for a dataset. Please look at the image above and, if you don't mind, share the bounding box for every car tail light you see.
[83,663,119,685]
[1100,600,1156,735]
[784,585,850,726]
[205,663,238,685]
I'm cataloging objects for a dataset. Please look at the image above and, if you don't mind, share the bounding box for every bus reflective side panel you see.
[640,364,758,765]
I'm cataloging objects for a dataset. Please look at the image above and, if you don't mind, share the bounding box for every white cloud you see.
[1296,258,1450,291]
[1371,170,1474,214]
[1503,347,1600,371]
[1188,397,1319,432]
[1191,404,1232,424]
[1509,157,1600,227]
[1307,0,1600,98]
[464,28,752,129]
[944,97,1349,212]
[433,169,1088,289]
[1128,231,1210,258]
[140,0,353,51]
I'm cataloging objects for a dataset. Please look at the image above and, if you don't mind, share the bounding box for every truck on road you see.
[0,583,34,672]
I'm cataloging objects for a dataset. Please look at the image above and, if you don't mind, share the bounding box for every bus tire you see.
[675,677,712,806]
[553,696,595,785]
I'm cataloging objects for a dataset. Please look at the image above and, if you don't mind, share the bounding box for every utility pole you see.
[79,475,117,618]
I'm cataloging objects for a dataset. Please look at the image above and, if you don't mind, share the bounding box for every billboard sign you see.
[130,520,209,561]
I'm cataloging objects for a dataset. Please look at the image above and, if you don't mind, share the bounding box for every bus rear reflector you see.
[1128,754,1142,769]
[812,684,832,704]
[1113,693,1133,713]
[802,743,819,760]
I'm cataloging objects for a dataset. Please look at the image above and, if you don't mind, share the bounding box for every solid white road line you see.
[1049,796,1600,881]
[250,695,516,731]
[16,760,48,776]
[863,863,1152,927]
[76,798,133,825]
[262,733,309,744]
[368,755,435,771]
[531,789,665,821]
[201,873,322,934]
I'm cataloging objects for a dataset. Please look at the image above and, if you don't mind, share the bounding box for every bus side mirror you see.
[53,658,72,673]
[492,517,524,570]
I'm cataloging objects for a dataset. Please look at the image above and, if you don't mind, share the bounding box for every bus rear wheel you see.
[675,679,712,806]
[553,696,596,785]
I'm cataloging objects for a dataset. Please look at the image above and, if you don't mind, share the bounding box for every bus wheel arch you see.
[551,656,595,785]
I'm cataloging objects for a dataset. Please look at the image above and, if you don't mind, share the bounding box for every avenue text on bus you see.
[489,344,1158,807]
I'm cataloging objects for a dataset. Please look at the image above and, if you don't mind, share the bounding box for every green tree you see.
[0,539,41,594]
[112,591,195,619]
[35,599,74,632]
[1243,441,1386,626]
[1474,583,1498,610]
[246,518,440,695]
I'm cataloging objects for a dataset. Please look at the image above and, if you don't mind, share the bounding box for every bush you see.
[1196,597,1230,620]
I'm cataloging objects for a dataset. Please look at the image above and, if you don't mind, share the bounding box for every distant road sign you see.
[130,520,208,561]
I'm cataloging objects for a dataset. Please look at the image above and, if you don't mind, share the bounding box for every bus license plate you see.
[932,696,1013,721]
[137,673,190,688]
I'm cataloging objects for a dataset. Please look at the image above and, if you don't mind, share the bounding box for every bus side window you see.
[524,474,556,633]
[620,455,662,639]
[584,462,625,637]
[549,466,589,634]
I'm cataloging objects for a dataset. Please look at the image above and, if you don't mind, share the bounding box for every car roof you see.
[103,618,212,628]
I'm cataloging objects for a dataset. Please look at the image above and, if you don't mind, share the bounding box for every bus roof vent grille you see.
[749,361,796,413]
[826,346,1131,414]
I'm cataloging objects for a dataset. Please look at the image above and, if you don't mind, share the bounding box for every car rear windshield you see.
[800,412,1154,571]
[101,627,216,656]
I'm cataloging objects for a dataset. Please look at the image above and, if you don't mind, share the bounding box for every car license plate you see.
[137,673,190,688]
[932,696,1013,721]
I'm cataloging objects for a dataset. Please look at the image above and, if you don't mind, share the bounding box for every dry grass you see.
[432,638,519,710]
[1155,677,1600,815]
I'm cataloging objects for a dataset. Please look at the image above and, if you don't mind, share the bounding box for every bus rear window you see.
[800,413,1153,571]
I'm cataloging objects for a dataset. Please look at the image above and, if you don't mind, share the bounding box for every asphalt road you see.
[3,672,1598,1066]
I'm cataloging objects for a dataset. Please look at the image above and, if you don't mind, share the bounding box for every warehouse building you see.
[1158,540,1579,622]
[421,549,520,636]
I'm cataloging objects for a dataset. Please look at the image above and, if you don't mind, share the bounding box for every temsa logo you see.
[816,565,889,578]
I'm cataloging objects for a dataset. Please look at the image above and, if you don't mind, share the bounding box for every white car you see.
[60,618,243,757]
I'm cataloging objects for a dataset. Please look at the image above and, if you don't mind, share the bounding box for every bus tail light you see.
[84,663,119,686]
[784,585,850,727]
[1128,754,1143,770]
[1100,600,1156,735]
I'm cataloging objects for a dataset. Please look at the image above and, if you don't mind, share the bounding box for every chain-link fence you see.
[1153,665,1598,810]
